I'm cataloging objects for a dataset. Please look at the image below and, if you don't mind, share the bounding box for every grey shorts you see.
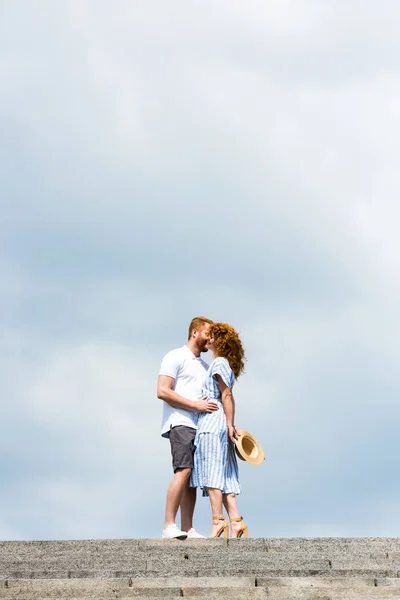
[169,425,196,473]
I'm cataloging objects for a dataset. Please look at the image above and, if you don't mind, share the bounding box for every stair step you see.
[0,586,267,600]
[2,538,400,600]
[1,564,399,579]
[0,593,267,600]
[2,577,400,599]
[0,592,268,600]
[1,594,400,600]
[0,576,256,594]
[0,598,265,600]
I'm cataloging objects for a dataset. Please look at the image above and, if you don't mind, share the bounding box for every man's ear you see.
[192,329,198,338]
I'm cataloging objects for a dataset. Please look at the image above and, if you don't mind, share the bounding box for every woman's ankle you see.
[228,514,241,521]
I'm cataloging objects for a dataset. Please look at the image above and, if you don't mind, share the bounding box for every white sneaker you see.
[161,524,188,539]
[186,528,206,538]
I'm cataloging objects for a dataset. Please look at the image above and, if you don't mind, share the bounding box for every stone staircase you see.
[1,538,400,599]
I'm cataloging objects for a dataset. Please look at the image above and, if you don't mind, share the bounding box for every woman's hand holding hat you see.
[235,430,265,465]
[227,424,240,443]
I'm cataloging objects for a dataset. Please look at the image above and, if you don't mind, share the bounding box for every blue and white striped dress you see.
[190,357,241,497]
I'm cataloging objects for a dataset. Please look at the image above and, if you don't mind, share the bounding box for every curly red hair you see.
[208,322,246,379]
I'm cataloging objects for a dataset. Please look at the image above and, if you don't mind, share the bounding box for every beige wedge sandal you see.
[230,516,248,538]
[211,516,229,538]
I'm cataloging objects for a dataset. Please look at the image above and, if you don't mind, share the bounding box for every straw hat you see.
[235,430,265,465]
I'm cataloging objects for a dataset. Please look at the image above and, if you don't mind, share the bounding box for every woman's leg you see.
[208,487,226,537]
[223,492,243,537]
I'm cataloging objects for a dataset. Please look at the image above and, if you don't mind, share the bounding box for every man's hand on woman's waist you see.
[193,397,219,413]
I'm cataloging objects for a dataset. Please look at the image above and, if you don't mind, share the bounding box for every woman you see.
[190,322,247,538]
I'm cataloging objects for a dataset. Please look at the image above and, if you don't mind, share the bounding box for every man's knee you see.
[174,467,191,479]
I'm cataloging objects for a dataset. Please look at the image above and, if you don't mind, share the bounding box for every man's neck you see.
[186,340,200,358]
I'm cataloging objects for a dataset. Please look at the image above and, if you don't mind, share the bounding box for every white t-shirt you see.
[159,345,209,437]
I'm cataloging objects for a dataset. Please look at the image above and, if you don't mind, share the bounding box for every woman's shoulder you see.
[211,357,233,375]
[209,357,236,389]
[211,356,229,367]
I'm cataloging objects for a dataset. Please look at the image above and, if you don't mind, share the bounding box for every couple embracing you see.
[157,316,248,540]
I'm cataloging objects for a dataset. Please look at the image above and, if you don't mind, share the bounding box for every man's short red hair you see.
[188,316,214,340]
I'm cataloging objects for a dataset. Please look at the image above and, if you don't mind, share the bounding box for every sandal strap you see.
[212,515,225,520]
[230,516,243,522]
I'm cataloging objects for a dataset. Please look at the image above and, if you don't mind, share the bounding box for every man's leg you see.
[164,425,198,534]
[180,480,196,532]
[164,467,191,529]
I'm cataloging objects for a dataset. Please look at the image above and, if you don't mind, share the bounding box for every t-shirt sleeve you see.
[159,351,181,380]
[211,358,234,389]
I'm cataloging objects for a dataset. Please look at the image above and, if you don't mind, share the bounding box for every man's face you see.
[195,323,211,353]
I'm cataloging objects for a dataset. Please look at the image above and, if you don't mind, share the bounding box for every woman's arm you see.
[216,374,239,443]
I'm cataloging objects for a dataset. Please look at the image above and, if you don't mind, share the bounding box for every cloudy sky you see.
[1,0,400,541]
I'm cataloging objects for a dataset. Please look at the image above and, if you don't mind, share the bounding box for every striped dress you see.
[190,357,241,497]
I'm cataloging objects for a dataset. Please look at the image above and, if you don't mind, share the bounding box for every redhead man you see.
[157,316,219,539]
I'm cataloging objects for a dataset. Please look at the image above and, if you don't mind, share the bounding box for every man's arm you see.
[157,375,218,413]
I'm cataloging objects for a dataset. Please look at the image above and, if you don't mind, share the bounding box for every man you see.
[157,316,219,539]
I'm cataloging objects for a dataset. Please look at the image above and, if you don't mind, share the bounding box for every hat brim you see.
[235,430,265,465]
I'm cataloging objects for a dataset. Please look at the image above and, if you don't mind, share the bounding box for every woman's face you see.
[208,336,216,355]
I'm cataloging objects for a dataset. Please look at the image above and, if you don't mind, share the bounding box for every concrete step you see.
[1,559,399,579]
[0,597,265,600]
[0,596,399,600]
[258,577,400,600]
[0,582,267,598]
[0,593,267,600]
[0,595,385,600]
[3,575,400,599]
[2,576,400,597]
[0,541,398,560]
[2,539,400,580]
[3,538,400,560]
[0,596,263,600]
[2,539,400,568]
[2,538,400,600]
[0,576,256,597]
[3,583,400,599]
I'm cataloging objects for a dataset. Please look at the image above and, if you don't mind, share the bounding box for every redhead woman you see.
[190,322,247,539]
